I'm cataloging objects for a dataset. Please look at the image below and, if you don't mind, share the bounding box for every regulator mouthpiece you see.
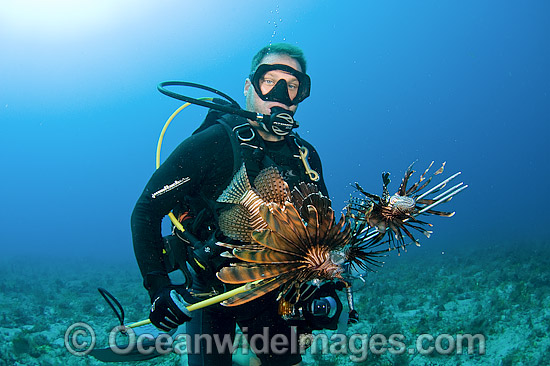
[259,107,298,136]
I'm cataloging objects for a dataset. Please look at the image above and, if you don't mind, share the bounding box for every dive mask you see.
[250,64,311,106]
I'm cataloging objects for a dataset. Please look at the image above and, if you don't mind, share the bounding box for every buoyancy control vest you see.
[194,99,319,186]
[166,100,322,285]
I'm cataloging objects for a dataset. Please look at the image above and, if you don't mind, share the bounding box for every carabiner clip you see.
[298,146,320,182]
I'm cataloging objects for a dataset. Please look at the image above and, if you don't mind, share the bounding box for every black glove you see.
[149,287,193,331]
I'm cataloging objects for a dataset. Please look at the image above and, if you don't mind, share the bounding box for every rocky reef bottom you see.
[1,240,548,365]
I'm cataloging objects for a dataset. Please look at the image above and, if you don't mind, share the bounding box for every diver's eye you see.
[288,83,299,90]
[261,78,275,86]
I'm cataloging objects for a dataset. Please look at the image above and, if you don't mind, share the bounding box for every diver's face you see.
[244,53,302,115]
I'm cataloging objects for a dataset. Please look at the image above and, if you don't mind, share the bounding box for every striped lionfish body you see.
[210,161,467,307]
[217,164,290,243]
[217,183,353,306]
[348,161,467,252]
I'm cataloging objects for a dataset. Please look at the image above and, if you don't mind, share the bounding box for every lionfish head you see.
[302,247,346,281]
[388,194,416,214]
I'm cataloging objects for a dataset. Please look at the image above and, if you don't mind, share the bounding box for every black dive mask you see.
[250,64,311,106]
[258,106,298,136]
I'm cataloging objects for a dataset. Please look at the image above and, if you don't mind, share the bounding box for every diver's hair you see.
[250,43,307,74]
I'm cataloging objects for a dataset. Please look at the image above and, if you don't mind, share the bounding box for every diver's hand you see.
[149,287,192,331]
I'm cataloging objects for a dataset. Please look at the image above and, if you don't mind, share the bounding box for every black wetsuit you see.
[131,120,327,365]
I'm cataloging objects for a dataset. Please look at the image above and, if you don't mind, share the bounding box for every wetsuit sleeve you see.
[131,124,233,297]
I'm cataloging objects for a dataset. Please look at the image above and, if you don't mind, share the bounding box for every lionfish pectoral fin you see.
[399,162,417,196]
[252,229,304,256]
[220,251,236,258]
[409,176,433,195]
[221,276,284,307]
[233,248,302,263]
[217,241,238,249]
[406,161,442,196]
[354,182,379,201]
[395,222,418,247]
[255,204,309,254]
[217,263,296,284]
[304,205,319,243]
[435,162,446,175]
[282,201,312,245]
[426,209,455,217]
[353,182,366,194]
[418,161,434,182]
[405,160,417,174]
[218,205,252,242]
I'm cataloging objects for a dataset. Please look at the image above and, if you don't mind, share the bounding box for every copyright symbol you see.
[64,322,96,356]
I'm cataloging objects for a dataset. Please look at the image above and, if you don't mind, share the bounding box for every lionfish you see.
[217,164,290,243]
[216,175,354,306]
[347,161,468,252]
[214,162,466,306]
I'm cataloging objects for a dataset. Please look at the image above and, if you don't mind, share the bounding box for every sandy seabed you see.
[1,241,548,366]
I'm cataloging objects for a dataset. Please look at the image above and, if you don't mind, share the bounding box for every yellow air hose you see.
[126,98,269,329]
[155,98,213,232]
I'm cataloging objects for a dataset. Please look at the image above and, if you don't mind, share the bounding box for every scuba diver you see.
[131,43,343,366]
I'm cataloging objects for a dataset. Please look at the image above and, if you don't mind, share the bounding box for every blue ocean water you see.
[1,1,549,365]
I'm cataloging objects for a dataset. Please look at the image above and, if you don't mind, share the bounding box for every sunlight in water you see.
[1,0,150,40]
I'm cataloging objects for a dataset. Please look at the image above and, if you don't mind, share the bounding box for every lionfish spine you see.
[217,164,251,204]
[241,190,267,230]
[304,246,328,267]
